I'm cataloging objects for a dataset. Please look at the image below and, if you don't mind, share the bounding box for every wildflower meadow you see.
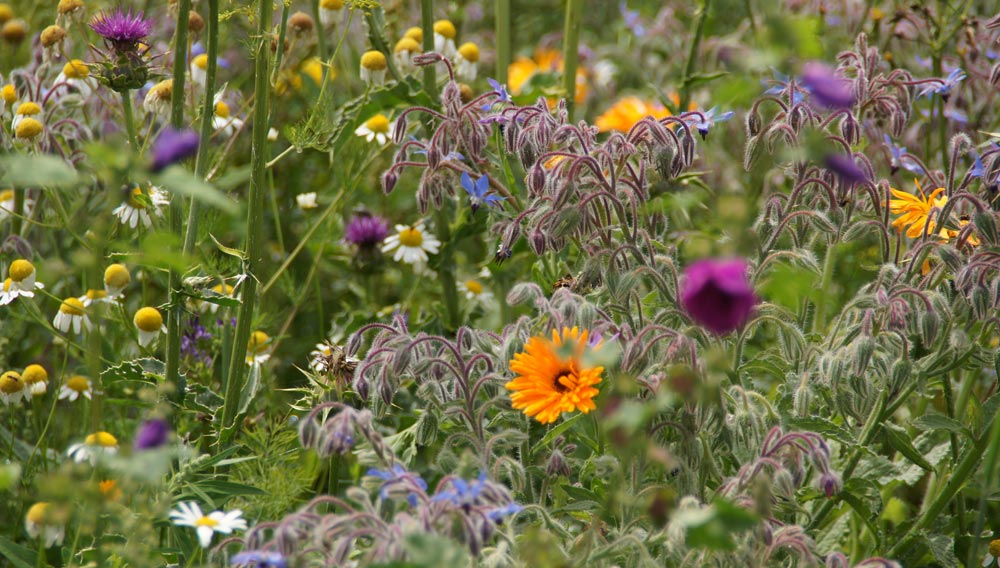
[2,0,1000,566]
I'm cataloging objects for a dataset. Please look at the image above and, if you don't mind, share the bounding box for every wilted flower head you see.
[151,127,199,172]
[89,7,152,52]
[680,258,758,335]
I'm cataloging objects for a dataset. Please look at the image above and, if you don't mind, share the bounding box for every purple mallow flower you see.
[151,127,200,172]
[134,418,171,450]
[680,258,758,335]
[89,7,153,51]
[231,551,287,568]
[824,154,869,185]
[344,214,390,248]
[461,172,504,212]
[800,62,855,109]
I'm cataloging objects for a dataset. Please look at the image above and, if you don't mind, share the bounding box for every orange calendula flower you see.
[507,48,588,106]
[506,326,603,424]
[595,96,672,133]
[888,180,948,238]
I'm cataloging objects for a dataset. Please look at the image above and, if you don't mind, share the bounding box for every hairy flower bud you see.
[853,336,874,376]
[991,62,1000,87]
[381,171,398,194]
[920,309,940,344]
[840,113,860,145]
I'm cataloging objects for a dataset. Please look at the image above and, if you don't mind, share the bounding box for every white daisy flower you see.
[359,50,388,86]
[212,96,244,138]
[25,503,65,548]
[296,192,318,210]
[66,431,119,464]
[245,330,272,366]
[381,223,441,266]
[354,113,393,145]
[112,185,169,229]
[433,20,457,59]
[984,539,1000,567]
[22,364,48,397]
[53,59,96,98]
[143,79,173,118]
[58,375,93,402]
[1,259,45,305]
[455,42,480,81]
[394,37,421,73]
[318,0,343,27]
[458,277,494,303]
[53,297,92,335]
[0,370,29,406]
[200,282,236,314]
[190,53,209,88]
[134,306,165,347]
[79,288,114,307]
[169,501,247,548]
[11,100,41,131]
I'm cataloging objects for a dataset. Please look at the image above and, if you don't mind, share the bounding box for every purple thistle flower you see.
[151,127,200,172]
[134,418,171,450]
[461,172,504,212]
[231,551,287,568]
[680,258,758,335]
[344,214,390,248]
[90,7,153,52]
[824,154,869,185]
[800,62,855,110]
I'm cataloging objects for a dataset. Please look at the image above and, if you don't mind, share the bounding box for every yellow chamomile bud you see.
[134,306,164,347]
[456,42,480,80]
[57,0,84,16]
[62,59,89,80]
[14,117,42,142]
[404,26,423,43]
[360,50,388,86]
[9,259,34,282]
[2,84,15,104]
[41,24,66,48]
[22,364,48,396]
[104,263,130,297]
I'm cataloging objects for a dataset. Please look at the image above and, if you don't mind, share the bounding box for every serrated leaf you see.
[912,413,972,438]
[925,534,959,568]
[101,358,165,383]
[814,513,850,555]
[195,480,268,497]
[0,154,78,188]
[882,423,935,471]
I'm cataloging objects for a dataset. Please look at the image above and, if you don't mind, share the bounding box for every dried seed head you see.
[287,11,314,35]
[188,10,204,34]
[40,24,66,47]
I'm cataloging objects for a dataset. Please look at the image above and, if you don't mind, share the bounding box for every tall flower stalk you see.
[183,0,219,252]
[495,0,510,81]
[561,0,582,121]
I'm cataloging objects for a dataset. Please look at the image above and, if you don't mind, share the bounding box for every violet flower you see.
[461,172,504,212]
[134,418,170,450]
[916,68,966,99]
[686,107,735,139]
[824,154,869,185]
[432,471,488,508]
[231,551,287,568]
[883,134,923,175]
[800,62,855,109]
[89,7,152,53]
[151,127,199,172]
[344,214,390,248]
[619,2,646,36]
[680,258,758,335]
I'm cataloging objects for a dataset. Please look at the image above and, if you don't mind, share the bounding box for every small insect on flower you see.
[58,375,92,402]
[170,501,247,548]
[24,502,65,548]
[318,0,344,28]
[53,297,92,334]
[354,113,394,145]
[461,172,503,213]
[1,259,45,305]
[381,222,441,266]
[104,263,131,298]
[134,306,165,347]
[889,179,948,239]
[0,370,28,406]
[67,431,119,464]
[112,184,169,229]
[455,42,480,81]
[506,326,604,424]
[360,50,388,86]
[246,330,272,366]
[22,364,48,396]
[394,37,422,73]
[433,19,457,58]
[679,258,758,336]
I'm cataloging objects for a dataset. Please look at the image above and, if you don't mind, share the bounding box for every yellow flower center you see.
[214,101,230,119]
[398,227,423,247]
[192,53,208,71]
[84,431,118,447]
[991,539,1000,558]
[15,117,43,140]
[2,278,10,292]
[134,307,163,331]
[150,79,173,100]
[364,114,390,134]
[394,37,420,54]
[57,0,83,15]
[85,289,106,300]
[195,516,219,527]
[404,27,423,42]
[212,283,234,295]
[0,189,12,201]
[433,20,456,39]
[248,331,270,354]
[360,50,387,71]
[59,297,85,315]
[1,84,15,104]
[25,503,49,524]
[62,59,89,79]
[66,376,89,392]
[127,187,148,208]
[104,264,131,288]
[464,280,483,295]
[9,259,34,282]
[22,364,47,385]
[320,0,343,9]
[0,371,23,394]
[458,42,479,62]
[16,101,40,115]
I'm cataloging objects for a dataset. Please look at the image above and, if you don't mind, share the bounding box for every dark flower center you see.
[553,368,574,392]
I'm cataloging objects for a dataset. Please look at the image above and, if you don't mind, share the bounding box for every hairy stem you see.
[182,0,218,253]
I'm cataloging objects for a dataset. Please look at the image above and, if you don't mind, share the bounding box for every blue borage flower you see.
[367,464,427,506]
[461,172,504,212]
[916,68,966,98]
[762,68,806,104]
[684,107,734,139]
[619,1,646,36]
[432,471,487,507]
[883,134,923,175]
[231,551,287,568]
[486,502,524,523]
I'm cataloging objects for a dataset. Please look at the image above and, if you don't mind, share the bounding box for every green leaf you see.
[0,154,79,188]
[102,357,165,383]
[0,535,38,568]
[195,480,268,498]
[677,498,758,551]
[237,363,262,416]
[0,462,21,490]
[925,533,959,568]
[537,413,585,449]
[912,413,972,439]
[882,423,935,472]
[152,166,239,215]
[814,513,850,556]
[786,416,853,445]
[209,233,246,261]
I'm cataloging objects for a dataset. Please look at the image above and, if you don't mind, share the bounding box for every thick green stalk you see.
[420,0,436,94]
[220,0,272,443]
[967,389,1000,567]
[182,0,218,254]
[270,0,290,86]
[434,208,460,332]
[679,0,711,112]
[312,0,328,62]
[561,0,582,121]
[165,0,192,396]
[495,0,510,82]
[120,91,139,151]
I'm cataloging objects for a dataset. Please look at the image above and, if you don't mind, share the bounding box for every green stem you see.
[679,0,711,112]
[220,0,272,444]
[420,0,436,94]
[312,0,328,61]
[182,0,218,254]
[495,0,511,82]
[270,0,290,86]
[561,0,582,122]
[812,242,837,333]
[364,8,405,84]
[968,382,1000,567]
[941,372,966,536]
[120,90,139,152]
[12,187,24,236]
[434,208,460,332]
